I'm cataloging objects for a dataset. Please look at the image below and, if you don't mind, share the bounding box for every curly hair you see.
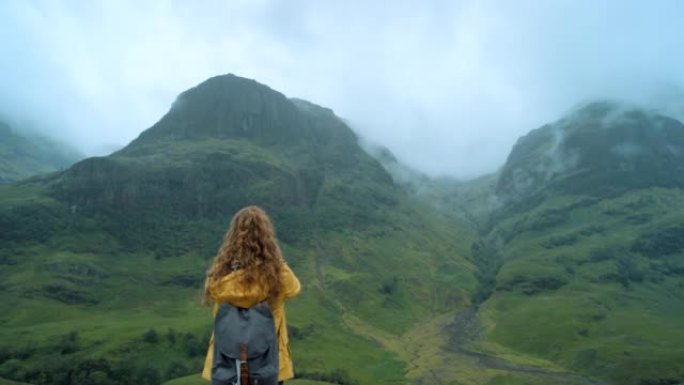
[203,206,284,305]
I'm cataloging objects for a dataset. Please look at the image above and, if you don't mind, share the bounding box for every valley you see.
[1,75,683,385]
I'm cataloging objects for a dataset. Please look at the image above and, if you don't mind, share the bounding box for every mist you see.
[1,0,683,178]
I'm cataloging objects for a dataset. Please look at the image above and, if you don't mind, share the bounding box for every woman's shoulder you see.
[209,269,269,308]
[280,263,301,298]
[215,269,243,283]
[208,269,251,297]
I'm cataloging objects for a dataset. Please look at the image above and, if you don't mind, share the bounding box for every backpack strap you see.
[240,343,249,385]
[235,358,241,385]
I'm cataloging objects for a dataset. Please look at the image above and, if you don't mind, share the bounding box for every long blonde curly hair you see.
[203,206,284,305]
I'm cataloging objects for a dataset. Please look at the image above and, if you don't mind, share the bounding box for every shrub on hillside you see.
[164,360,190,380]
[135,365,161,385]
[527,209,569,231]
[585,247,622,264]
[657,261,684,277]
[378,276,399,295]
[10,341,36,360]
[616,255,645,288]
[288,324,316,341]
[625,213,652,225]
[142,329,159,344]
[498,275,568,295]
[542,226,604,249]
[631,225,684,258]
[183,332,202,357]
[58,330,80,354]
[542,233,578,249]
[0,244,19,265]
[40,284,99,305]
[0,358,22,379]
[166,328,177,345]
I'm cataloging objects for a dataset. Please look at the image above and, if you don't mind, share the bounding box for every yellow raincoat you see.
[202,263,301,382]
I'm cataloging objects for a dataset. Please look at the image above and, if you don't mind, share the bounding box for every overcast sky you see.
[2,0,683,178]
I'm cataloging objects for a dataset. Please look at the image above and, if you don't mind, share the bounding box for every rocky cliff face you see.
[44,74,398,247]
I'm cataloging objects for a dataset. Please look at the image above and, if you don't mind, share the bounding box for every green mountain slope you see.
[0,122,81,184]
[0,75,476,385]
[466,103,684,385]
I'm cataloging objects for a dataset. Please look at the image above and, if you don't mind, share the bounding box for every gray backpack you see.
[212,301,279,385]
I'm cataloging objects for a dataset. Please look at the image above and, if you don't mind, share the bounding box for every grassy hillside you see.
[481,187,684,385]
[453,103,684,385]
[0,176,474,385]
[392,103,684,385]
[0,122,81,184]
[0,75,477,385]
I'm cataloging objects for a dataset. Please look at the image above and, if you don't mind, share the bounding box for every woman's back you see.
[201,206,301,382]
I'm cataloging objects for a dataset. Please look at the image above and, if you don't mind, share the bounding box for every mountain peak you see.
[497,101,684,201]
[560,100,665,130]
[49,73,390,222]
[124,74,310,150]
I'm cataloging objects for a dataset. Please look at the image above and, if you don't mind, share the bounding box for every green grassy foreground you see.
[162,374,333,385]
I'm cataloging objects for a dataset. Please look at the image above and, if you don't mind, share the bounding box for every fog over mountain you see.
[2,0,684,178]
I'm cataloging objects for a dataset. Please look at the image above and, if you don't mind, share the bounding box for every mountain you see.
[497,101,684,205]
[0,122,82,184]
[0,74,476,385]
[459,102,684,385]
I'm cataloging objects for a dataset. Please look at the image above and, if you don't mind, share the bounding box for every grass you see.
[0,179,476,385]
[161,374,334,385]
[3,183,682,384]
[2,178,683,385]
[480,187,684,384]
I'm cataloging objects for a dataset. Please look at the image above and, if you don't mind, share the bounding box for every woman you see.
[201,206,301,384]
